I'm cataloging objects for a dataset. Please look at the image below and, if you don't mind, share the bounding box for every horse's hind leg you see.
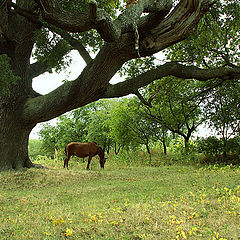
[86,156,92,170]
[64,158,67,168]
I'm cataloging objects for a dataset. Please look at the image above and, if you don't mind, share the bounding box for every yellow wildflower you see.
[44,232,51,236]
[189,226,198,236]
[51,216,65,225]
[110,221,119,226]
[181,230,187,239]
[64,228,72,237]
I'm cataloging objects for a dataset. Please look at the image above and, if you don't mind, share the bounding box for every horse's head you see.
[97,146,107,169]
[100,156,107,169]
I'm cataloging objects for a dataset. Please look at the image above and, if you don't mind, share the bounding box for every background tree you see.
[203,80,240,156]
[86,100,114,153]
[1,0,239,169]
[110,98,158,163]
[109,98,140,151]
[140,117,170,155]
[38,123,59,155]
[139,78,205,150]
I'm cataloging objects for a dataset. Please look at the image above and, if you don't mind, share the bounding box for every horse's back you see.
[66,142,98,158]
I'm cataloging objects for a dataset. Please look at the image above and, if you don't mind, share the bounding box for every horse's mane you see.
[91,141,104,156]
[98,146,104,157]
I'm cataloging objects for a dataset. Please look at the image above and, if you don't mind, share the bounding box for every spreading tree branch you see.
[22,0,219,125]
[28,61,50,80]
[116,0,172,35]
[34,0,175,44]
[10,2,41,26]
[104,62,240,98]
[34,0,119,42]
[140,0,212,56]
[134,90,152,107]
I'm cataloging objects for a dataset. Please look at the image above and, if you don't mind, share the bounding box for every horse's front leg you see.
[64,155,70,169]
[86,155,92,170]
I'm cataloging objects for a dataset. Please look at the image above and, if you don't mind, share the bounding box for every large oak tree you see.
[0,0,239,169]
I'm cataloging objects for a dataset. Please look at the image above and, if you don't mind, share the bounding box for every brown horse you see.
[64,142,106,170]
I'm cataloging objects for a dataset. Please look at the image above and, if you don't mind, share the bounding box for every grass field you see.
[0,157,239,240]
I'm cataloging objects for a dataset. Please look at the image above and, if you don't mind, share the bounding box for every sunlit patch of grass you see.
[0,160,239,239]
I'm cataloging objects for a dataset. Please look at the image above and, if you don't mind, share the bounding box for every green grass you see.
[0,157,239,239]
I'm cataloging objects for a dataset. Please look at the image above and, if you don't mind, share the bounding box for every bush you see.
[226,136,240,154]
[168,138,199,165]
[199,153,240,165]
[197,136,223,157]
[197,136,240,165]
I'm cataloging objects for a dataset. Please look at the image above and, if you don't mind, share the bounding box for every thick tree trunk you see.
[0,103,35,170]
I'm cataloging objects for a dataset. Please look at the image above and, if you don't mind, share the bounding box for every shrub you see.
[197,136,240,165]
[226,136,240,154]
[197,136,223,157]
[168,138,199,165]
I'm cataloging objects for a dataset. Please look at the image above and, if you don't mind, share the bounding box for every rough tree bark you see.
[0,0,239,169]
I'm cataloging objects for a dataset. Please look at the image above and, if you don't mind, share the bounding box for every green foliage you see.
[204,80,240,140]
[197,136,240,165]
[110,98,148,147]
[168,138,199,165]
[119,56,156,79]
[28,139,42,160]
[0,54,20,94]
[108,98,134,147]
[227,137,240,154]
[197,136,240,156]
[86,100,113,151]
[75,30,104,53]
[197,136,224,157]
[108,97,168,164]
[165,0,240,67]
[38,123,60,157]
[33,29,72,73]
